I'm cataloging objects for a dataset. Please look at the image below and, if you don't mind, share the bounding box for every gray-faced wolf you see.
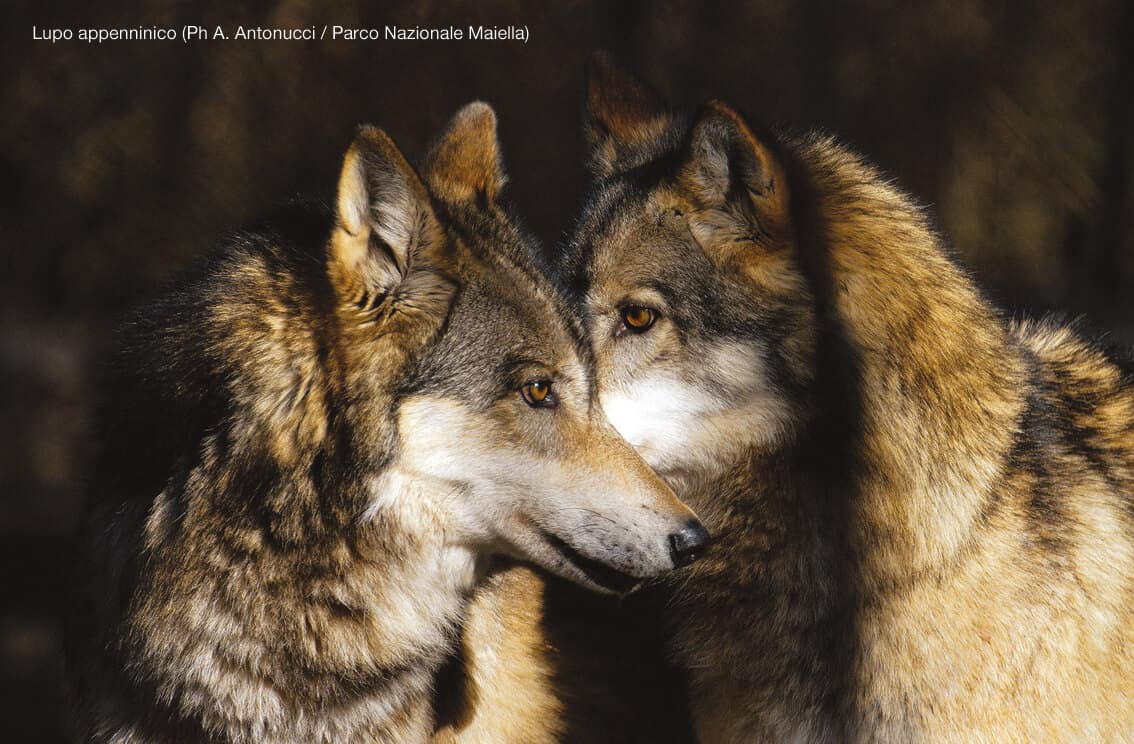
[548,53,1134,741]
[64,101,707,743]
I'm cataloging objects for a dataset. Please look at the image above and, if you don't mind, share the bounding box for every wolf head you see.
[561,54,818,483]
[328,102,706,592]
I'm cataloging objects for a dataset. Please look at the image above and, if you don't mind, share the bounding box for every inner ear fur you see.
[331,125,444,298]
[584,51,676,177]
[422,101,507,206]
[677,100,791,243]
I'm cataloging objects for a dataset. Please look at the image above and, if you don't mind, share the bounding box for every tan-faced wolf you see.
[546,53,1134,741]
[64,101,707,744]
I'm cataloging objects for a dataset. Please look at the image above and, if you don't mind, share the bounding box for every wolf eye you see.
[521,380,557,408]
[621,306,657,333]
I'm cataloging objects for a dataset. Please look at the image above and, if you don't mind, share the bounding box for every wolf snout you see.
[668,519,710,567]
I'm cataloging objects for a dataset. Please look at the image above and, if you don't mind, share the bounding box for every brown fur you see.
[445,56,1134,742]
[432,564,564,744]
[435,565,696,744]
[564,56,1134,741]
[65,99,702,743]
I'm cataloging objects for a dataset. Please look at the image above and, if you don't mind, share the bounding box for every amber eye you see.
[621,306,657,333]
[521,380,557,408]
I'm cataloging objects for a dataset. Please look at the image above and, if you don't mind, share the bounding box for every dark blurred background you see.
[3,0,1132,740]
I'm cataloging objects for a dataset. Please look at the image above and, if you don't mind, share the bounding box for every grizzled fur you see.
[446,55,1134,743]
[560,54,1134,742]
[65,101,698,744]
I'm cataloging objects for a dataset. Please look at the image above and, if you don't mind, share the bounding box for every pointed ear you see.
[422,101,506,206]
[332,126,443,297]
[585,51,674,177]
[677,101,790,238]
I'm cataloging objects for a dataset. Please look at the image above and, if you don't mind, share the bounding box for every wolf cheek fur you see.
[65,101,705,744]
[556,54,1134,742]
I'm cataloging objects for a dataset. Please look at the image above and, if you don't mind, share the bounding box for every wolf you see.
[63,100,708,744]
[548,54,1134,741]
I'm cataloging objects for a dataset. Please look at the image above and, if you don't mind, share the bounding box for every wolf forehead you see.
[400,198,597,394]
[398,270,593,404]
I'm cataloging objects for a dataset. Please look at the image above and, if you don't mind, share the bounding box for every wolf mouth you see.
[539,529,641,593]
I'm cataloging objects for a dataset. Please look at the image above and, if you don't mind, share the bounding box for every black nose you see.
[668,519,711,568]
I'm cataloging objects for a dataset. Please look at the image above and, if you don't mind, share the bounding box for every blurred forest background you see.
[3,0,1132,740]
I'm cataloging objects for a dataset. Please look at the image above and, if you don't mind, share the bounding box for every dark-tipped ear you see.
[422,101,506,206]
[332,126,443,297]
[585,51,674,177]
[677,101,790,235]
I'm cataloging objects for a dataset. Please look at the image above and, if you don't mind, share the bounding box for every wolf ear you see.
[422,102,506,206]
[584,51,674,177]
[332,126,444,297]
[677,101,790,238]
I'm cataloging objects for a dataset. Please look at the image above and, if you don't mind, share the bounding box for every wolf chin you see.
[64,100,705,744]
